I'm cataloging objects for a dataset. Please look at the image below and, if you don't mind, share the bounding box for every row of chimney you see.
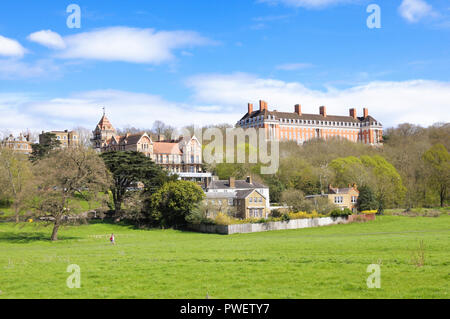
[248,100,369,119]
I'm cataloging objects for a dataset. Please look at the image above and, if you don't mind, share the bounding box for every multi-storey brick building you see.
[236,100,383,145]
[92,113,203,174]
[1,133,33,155]
[39,130,79,148]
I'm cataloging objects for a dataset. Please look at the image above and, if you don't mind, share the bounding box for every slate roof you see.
[208,179,268,190]
[239,109,381,125]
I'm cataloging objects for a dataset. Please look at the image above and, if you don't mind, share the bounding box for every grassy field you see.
[0,215,449,299]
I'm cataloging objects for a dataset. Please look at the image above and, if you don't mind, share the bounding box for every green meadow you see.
[0,215,449,299]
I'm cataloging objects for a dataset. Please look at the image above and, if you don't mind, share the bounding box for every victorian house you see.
[91,113,203,174]
[1,133,33,155]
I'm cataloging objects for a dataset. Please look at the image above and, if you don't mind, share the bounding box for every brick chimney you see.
[259,100,268,112]
[229,177,236,188]
[246,176,253,184]
[363,108,369,118]
[295,104,302,116]
[248,103,253,114]
[320,106,327,117]
[349,108,357,119]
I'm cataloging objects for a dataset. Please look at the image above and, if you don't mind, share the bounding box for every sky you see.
[0,0,449,134]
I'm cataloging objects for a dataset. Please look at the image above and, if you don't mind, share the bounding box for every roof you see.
[206,192,236,199]
[153,142,182,155]
[328,187,359,194]
[236,189,264,199]
[208,179,268,190]
[96,115,115,131]
[239,109,381,125]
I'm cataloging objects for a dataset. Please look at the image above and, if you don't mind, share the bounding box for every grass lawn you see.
[0,215,449,299]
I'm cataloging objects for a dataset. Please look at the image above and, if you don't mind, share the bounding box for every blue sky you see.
[0,0,449,134]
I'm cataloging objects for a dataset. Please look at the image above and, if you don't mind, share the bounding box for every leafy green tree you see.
[147,180,205,227]
[329,156,369,187]
[357,185,379,212]
[422,144,450,207]
[0,148,36,222]
[360,155,406,209]
[100,151,174,215]
[30,133,61,162]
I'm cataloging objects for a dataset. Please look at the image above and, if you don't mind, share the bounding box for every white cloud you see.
[0,35,26,57]
[399,0,436,23]
[33,27,214,64]
[1,74,449,134]
[0,90,240,134]
[258,0,355,9]
[27,30,66,49]
[0,59,60,80]
[276,63,313,71]
[187,73,450,128]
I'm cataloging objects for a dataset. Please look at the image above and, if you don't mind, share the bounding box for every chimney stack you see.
[229,177,236,188]
[246,176,253,184]
[248,103,253,114]
[349,108,357,119]
[259,100,268,112]
[320,106,327,117]
[363,108,369,118]
[294,104,302,116]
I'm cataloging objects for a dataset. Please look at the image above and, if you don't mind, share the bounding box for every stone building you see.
[39,130,79,148]
[237,100,383,145]
[306,184,359,212]
[1,133,33,155]
[205,176,270,219]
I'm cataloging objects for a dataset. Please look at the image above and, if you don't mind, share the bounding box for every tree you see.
[281,189,307,212]
[34,147,110,241]
[73,126,93,147]
[101,151,174,215]
[30,132,61,162]
[0,148,36,222]
[357,185,379,212]
[147,180,205,227]
[360,155,406,209]
[423,144,450,207]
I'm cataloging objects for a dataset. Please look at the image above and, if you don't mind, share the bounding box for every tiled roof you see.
[96,115,115,130]
[153,142,182,155]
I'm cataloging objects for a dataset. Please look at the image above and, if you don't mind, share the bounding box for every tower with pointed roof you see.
[92,108,117,151]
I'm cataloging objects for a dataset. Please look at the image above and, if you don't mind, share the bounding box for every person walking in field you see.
[110,233,115,245]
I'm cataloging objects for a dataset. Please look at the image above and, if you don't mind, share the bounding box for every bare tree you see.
[34,146,111,241]
[73,126,93,147]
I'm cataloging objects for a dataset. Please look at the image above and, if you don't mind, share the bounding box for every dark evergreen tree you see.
[30,133,61,162]
[100,151,175,214]
[356,185,379,212]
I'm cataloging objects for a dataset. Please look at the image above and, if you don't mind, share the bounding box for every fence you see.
[189,215,373,235]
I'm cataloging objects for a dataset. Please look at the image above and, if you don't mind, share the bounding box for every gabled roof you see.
[236,189,264,199]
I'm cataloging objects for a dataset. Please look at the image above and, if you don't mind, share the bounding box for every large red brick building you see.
[236,100,383,145]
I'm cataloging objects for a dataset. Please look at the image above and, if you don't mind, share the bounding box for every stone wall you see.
[189,216,355,235]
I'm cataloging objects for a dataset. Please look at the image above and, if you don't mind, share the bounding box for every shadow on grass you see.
[0,232,79,243]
